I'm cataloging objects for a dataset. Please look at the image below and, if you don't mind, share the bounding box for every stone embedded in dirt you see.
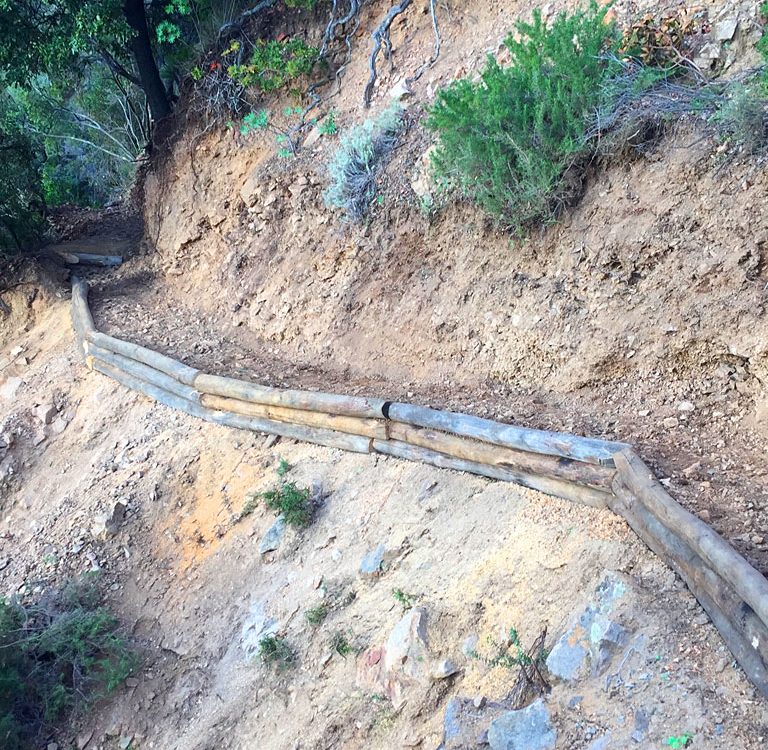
[389,79,413,101]
[487,699,556,750]
[76,729,94,750]
[677,401,695,412]
[263,434,280,449]
[431,658,460,680]
[0,377,23,401]
[356,607,431,709]
[442,697,506,749]
[90,500,128,540]
[240,601,279,659]
[359,543,386,577]
[662,417,679,429]
[35,402,58,424]
[461,633,479,658]
[630,708,650,743]
[259,515,286,554]
[546,572,628,682]
[715,18,738,41]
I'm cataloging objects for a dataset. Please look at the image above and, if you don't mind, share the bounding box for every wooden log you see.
[386,402,629,466]
[611,477,768,697]
[613,450,768,628]
[89,344,200,404]
[388,422,615,490]
[194,372,386,419]
[93,361,372,455]
[87,330,199,387]
[200,393,387,439]
[70,278,95,352]
[372,438,612,508]
[58,251,123,267]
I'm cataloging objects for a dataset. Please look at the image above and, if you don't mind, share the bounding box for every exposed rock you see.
[431,658,460,680]
[240,601,279,658]
[259,515,286,554]
[442,697,506,749]
[35,403,58,425]
[0,377,23,401]
[359,543,386,577]
[76,729,94,749]
[461,633,479,657]
[714,18,738,41]
[546,572,628,681]
[586,734,613,750]
[487,700,556,750]
[91,500,127,540]
[410,145,438,205]
[389,79,413,102]
[356,607,431,708]
[630,708,650,743]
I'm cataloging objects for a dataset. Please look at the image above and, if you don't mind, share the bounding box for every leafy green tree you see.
[0,0,170,121]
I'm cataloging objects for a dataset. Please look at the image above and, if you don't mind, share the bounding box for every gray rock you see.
[90,500,127,540]
[359,543,386,577]
[442,697,506,749]
[631,708,650,743]
[461,633,479,657]
[587,733,613,750]
[240,601,279,658]
[715,18,738,41]
[0,377,23,401]
[431,658,460,680]
[259,515,286,554]
[35,403,58,425]
[385,607,429,678]
[546,572,628,682]
[488,700,556,750]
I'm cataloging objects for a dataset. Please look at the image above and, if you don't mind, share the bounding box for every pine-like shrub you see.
[426,3,619,231]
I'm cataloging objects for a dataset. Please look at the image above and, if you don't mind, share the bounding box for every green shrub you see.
[228,38,319,93]
[324,104,403,221]
[712,84,768,153]
[258,635,295,669]
[304,604,328,626]
[260,481,314,527]
[0,576,134,749]
[426,3,619,231]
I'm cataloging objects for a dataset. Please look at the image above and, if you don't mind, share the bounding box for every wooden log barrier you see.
[194,372,386,419]
[611,469,768,696]
[87,330,199,387]
[372,438,613,508]
[88,344,201,404]
[613,450,768,628]
[71,279,768,698]
[386,402,629,467]
[92,360,372,455]
[387,422,615,491]
[200,393,387,439]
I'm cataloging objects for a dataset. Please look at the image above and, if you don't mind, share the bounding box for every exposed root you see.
[363,0,412,108]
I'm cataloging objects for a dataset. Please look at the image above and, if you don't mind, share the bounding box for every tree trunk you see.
[123,0,171,121]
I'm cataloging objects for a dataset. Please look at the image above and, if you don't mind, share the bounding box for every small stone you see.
[47,743,59,750]
[125,677,139,688]
[259,515,286,554]
[662,417,679,429]
[715,18,738,41]
[677,401,695,412]
[118,735,133,750]
[35,403,58,424]
[389,79,413,101]
[359,544,386,578]
[693,612,709,626]
[431,659,460,680]
[0,377,23,401]
[473,696,486,709]
[10,345,24,357]
[91,500,127,540]
[461,634,479,657]
[487,699,557,750]
[752,535,765,545]
[76,730,94,749]
[263,434,280,449]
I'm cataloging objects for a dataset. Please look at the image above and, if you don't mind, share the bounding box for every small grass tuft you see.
[260,481,313,527]
[258,634,295,670]
[304,604,328,626]
[330,631,354,658]
[392,588,416,610]
[276,458,291,477]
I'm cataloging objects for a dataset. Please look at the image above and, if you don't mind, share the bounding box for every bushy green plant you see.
[228,38,318,92]
[260,481,313,527]
[324,104,403,221]
[258,634,295,669]
[712,84,768,153]
[0,576,134,749]
[304,604,328,626]
[427,2,619,231]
